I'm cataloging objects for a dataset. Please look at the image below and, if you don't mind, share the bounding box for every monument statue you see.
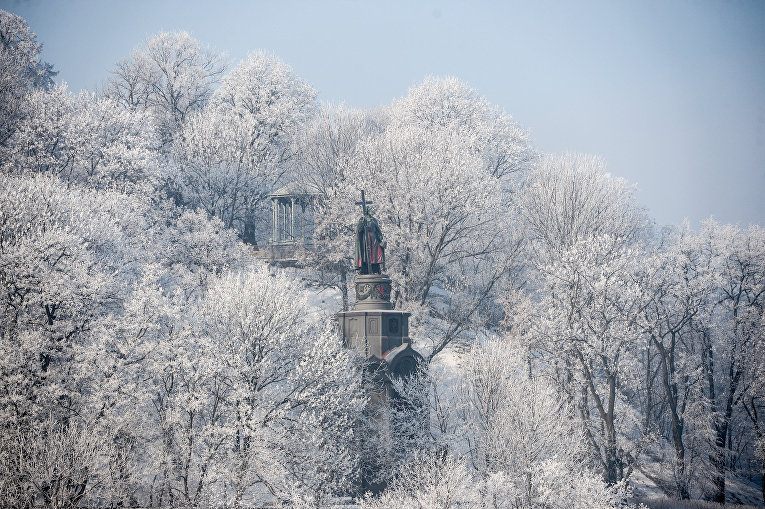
[338,189,423,495]
[354,194,386,274]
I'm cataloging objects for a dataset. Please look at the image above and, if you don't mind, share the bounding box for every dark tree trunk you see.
[702,329,726,504]
[713,355,741,504]
[340,263,349,311]
[601,372,619,485]
[576,350,621,485]
[644,343,653,433]
[712,419,728,504]
[654,334,690,499]
[741,398,765,505]
[759,428,765,506]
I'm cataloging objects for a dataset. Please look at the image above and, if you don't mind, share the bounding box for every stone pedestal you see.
[338,271,423,496]
[352,273,394,310]
[337,273,417,363]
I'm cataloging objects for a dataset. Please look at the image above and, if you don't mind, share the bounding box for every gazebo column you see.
[278,200,282,241]
[272,199,277,243]
[300,202,305,246]
[281,200,286,240]
[290,197,295,241]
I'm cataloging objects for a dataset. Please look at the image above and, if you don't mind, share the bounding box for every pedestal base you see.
[337,309,411,359]
[336,269,424,497]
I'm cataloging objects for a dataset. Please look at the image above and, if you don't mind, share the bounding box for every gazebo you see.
[268,182,317,263]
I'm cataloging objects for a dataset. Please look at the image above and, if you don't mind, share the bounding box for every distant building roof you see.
[270,181,320,198]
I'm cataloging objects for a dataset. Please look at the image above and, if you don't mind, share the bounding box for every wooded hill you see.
[1,11,763,508]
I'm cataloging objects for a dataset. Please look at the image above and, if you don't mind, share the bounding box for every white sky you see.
[5,0,764,227]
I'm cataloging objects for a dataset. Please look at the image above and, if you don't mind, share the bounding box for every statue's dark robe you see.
[355,215,385,273]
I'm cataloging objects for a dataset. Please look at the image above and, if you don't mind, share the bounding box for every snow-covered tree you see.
[388,76,535,184]
[200,269,363,505]
[740,309,765,504]
[530,235,648,484]
[636,225,717,499]
[132,269,363,508]
[361,452,479,509]
[0,9,55,146]
[107,31,225,146]
[460,338,632,506]
[0,414,118,509]
[1,85,159,193]
[365,338,634,509]
[519,153,649,263]
[0,173,153,428]
[173,51,317,245]
[210,50,317,149]
[699,220,765,503]
[293,104,382,201]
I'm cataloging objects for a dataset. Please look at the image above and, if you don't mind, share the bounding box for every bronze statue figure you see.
[355,206,386,274]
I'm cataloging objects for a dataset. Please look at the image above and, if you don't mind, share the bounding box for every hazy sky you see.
[5,0,764,227]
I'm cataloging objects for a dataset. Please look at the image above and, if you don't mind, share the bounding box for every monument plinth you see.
[353,273,393,310]
[337,271,421,494]
[337,273,413,361]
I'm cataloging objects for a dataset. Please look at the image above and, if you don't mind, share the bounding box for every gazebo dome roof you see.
[270,181,319,198]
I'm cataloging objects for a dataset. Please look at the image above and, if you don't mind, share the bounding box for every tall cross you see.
[355,189,372,217]
[355,190,373,274]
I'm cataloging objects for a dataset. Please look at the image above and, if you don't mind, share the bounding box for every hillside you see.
[1,10,763,508]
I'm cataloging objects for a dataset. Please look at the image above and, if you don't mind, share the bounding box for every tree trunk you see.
[644,343,653,433]
[655,335,690,499]
[604,372,619,485]
[576,350,621,485]
[340,263,349,311]
[702,329,726,504]
[760,434,765,506]
[742,398,765,505]
[713,354,742,504]
[712,419,728,504]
